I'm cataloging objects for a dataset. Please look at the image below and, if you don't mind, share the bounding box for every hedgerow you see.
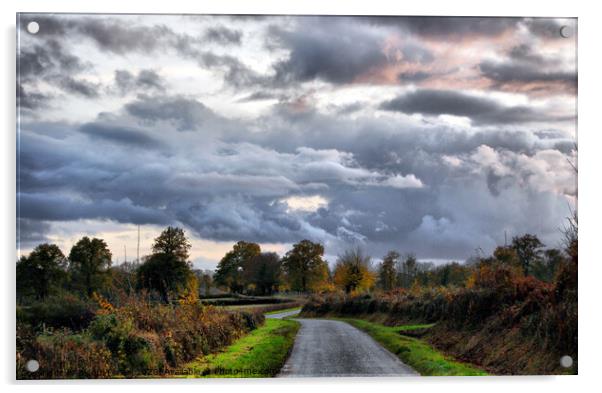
[17,293,264,379]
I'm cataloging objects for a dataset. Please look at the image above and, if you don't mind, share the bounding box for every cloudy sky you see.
[17,14,577,268]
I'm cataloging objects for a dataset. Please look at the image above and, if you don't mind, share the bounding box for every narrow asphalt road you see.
[265,309,302,319]
[268,311,418,377]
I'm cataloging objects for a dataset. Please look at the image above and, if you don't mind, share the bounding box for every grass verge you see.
[338,318,488,376]
[182,319,300,378]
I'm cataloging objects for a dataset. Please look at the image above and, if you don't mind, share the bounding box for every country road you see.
[265,309,302,319]
[267,310,418,377]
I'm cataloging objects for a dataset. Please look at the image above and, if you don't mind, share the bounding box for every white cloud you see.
[281,195,329,213]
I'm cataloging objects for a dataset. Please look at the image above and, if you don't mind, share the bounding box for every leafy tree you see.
[214,241,261,293]
[493,246,520,267]
[333,247,375,293]
[511,234,545,276]
[281,240,329,293]
[378,251,399,291]
[17,243,67,300]
[69,237,112,297]
[243,252,281,295]
[137,227,195,303]
[137,254,196,303]
[397,253,418,288]
[151,226,191,261]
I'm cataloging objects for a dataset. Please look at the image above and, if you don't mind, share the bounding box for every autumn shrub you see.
[17,293,264,379]
[17,330,114,379]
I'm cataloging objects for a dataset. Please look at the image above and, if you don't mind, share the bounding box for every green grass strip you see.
[338,318,488,376]
[183,319,300,378]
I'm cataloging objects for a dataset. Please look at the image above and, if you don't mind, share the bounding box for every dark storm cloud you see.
[66,18,175,54]
[174,197,314,244]
[479,60,576,85]
[79,122,164,149]
[508,44,545,63]
[18,39,90,106]
[20,15,193,60]
[203,26,242,45]
[221,106,575,260]
[18,101,576,260]
[362,16,519,38]
[270,20,389,84]
[17,37,100,108]
[16,15,577,261]
[479,43,576,91]
[398,71,432,83]
[124,95,220,131]
[17,84,50,110]
[18,40,85,79]
[524,18,566,39]
[17,218,51,247]
[113,69,165,95]
[380,89,570,125]
[234,100,572,169]
[55,76,100,98]
[19,192,169,225]
[20,15,249,82]
[199,53,267,87]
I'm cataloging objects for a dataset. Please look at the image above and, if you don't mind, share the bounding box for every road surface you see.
[265,309,302,319]
[267,311,418,377]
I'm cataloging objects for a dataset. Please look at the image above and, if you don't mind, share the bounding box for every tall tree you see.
[69,237,112,297]
[397,253,418,288]
[511,234,545,276]
[214,241,261,293]
[378,251,399,291]
[333,247,375,293]
[137,226,195,303]
[244,252,282,295]
[17,243,67,300]
[151,226,191,261]
[281,240,329,293]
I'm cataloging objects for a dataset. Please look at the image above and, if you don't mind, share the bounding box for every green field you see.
[182,318,300,377]
[338,318,488,376]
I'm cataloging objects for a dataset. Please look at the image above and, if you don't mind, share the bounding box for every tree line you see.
[17,225,570,304]
[215,233,567,295]
[17,226,197,303]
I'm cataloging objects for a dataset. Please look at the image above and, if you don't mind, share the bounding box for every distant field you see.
[200,296,296,306]
[223,302,304,314]
[199,294,305,314]
[264,306,302,315]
